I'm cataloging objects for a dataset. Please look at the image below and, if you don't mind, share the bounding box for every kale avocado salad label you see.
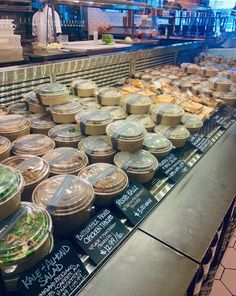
[18,241,88,296]
[73,209,129,265]
[188,133,213,153]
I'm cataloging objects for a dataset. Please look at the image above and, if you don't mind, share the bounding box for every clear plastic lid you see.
[101,106,127,120]
[72,79,97,89]
[32,175,94,215]
[2,155,49,187]
[106,120,146,140]
[30,113,56,129]
[79,163,128,194]
[154,125,190,140]
[213,92,236,100]
[181,114,203,129]
[0,164,23,205]
[78,136,115,156]
[209,77,232,85]
[25,91,39,105]
[97,87,122,99]
[47,96,81,114]
[143,132,172,151]
[79,97,101,110]
[48,124,84,142]
[12,134,55,156]
[0,107,9,116]
[114,149,158,172]
[126,114,155,130]
[0,115,31,133]
[123,93,151,107]
[8,103,32,117]
[37,83,68,95]
[150,103,184,117]
[76,110,113,125]
[0,136,11,155]
[0,202,52,263]
[43,147,88,174]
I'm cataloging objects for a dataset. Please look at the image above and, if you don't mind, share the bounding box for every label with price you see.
[115,183,157,226]
[188,133,213,153]
[73,209,129,265]
[213,113,235,130]
[159,153,190,183]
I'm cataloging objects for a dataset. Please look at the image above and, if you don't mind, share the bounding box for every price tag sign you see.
[18,241,88,296]
[213,113,235,130]
[159,153,190,183]
[188,133,213,153]
[115,183,157,226]
[73,209,129,265]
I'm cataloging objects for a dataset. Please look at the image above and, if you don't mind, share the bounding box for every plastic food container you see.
[30,113,56,135]
[78,135,116,164]
[78,163,128,206]
[32,175,94,235]
[141,73,152,82]
[114,149,158,183]
[36,83,70,106]
[106,120,147,151]
[71,79,97,97]
[78,97,101,110]
[47,96,81,123]
[0,106,9,116]
[150,103,185,126]
[0,202,53,291]
[192,83,213,97]
[101,106,127,120]
[198,67,218,77]
[12,134,55,156]
[75,110,113,135]
[0,136,11,162]
[213,92,236,105]
[154,124,190,148]
[172,80,193,92]
[208,77,232,92]
[126,114,155,132]
[8,103,33,117]
[0,115,31,141]
[181,114,203,134]
[43,147,88,175]
[25,91,47,114]
[48,124,84,148]
[97,87,122,106]
[0,164,24,221]
[121,94,151,114]
[181,63,199,74]
[134,71,144,79]
[143,132,173,159]
[2,155,49,201]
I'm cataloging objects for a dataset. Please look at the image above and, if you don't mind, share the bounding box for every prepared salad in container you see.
[154,124,190,148]
[181,63,199,74]
[101,106,127,120]
[140,73,152,82]
[143,132,173,159]
[0,202,53,291]
[212,91,236,105]
[12,134,55,156]
[0,115,31,141]
[121,93,152,114]
[181,114,203,134]
[36,83,70,106]
[2,155,49,200]
[198,66,218,77]
[47,96,81,123]
[32,175,94,235]
[106,120,147,151]
[0,136,11,162]
[48,123,84,148]
[192,83,213,97]
[43,147,88,175]
[71,79,97,97]
[222,69,236,82]
[78,97,101,110]
[0,164,24,221]
[97,87,122,106]
[25,91,47,114]
[78,135,116,164]
[126,114,155,132]
[150,103,185,126]
[208,77,232,92]
[114,149,158,183]
[8,103,33,117]
[0,106,9,116]
[75,109,113,135]
[78,163,128,206]
[30,113,56,135]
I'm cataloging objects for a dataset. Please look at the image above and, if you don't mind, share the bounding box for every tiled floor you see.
[210,228,236,296]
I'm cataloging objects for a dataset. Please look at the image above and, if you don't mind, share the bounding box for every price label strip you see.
[188,133,213,153]
[212,113,235,130]
[73,209,129,265]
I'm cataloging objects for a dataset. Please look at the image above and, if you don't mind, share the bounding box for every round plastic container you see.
[106,120,147,151]
[32,175,94,236]
[30,113,56,135]
[78,135,116,164]
[12,134,55,156]
[0,136,11,162]
[172,80,193,92]
[154,124,190,148]
[140,73,152,82]
[47,96,82,123]
[8,103,33,117]
[101,106,127,120]
[43,147,88,175]
[222,69,236,82]
[0,202,53,291]
[0,106,9,116]
[208,77,232,92]
[121,94,151,114]
[150,103,185,125]
[0,164,24,221]
[78,97,101,110]
[181,114,203,134]
[71,79,97,97]
[36,83,70,106]
[143,132,173,159]
[126,114,155,132]
[198,67,218,77]
[78,163,128,206]
[114,149,158,183]
[97,87,122,106]
[192,83,213,97]
[2,155,49,201]
[0,115,31,141]
[48,124,84,148]
[213,92,236,105]
[133,71,144,79]
[25,91,47,114]
[75,110,113,135]
[181,63,199,74]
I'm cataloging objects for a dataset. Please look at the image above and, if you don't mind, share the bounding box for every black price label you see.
[115,183,157,226]
[188,133,213,153]
[73,209,129,265]
[159,153,190,183]
[18,241,88,296]
[213,114,235,130]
